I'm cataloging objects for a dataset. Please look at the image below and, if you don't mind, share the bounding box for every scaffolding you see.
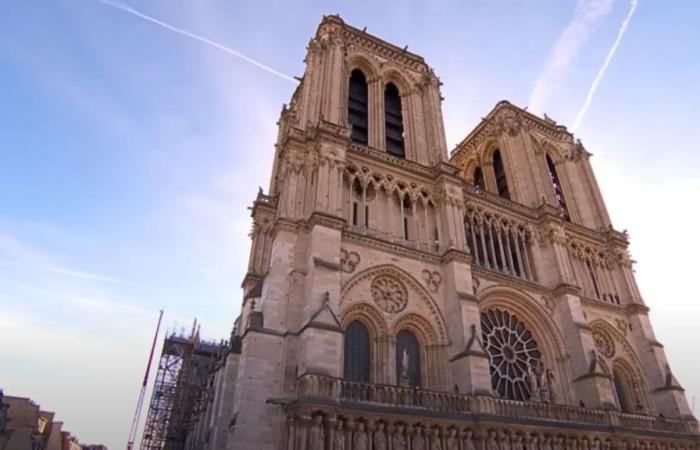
[140,326,223,450]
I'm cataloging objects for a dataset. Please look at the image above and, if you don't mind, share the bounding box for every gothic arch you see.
[346,52,380,81]
[381,66,412,95]
[542,141,566,163]
[390,312,439,347]
[589,320,654,413]
[340,302,388,337]
[479,140,501,163]
[477,285,572,403]
[460,155,482,184]
[340,264,449,345]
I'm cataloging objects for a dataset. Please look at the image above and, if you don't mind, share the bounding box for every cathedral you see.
[181,15,699,450]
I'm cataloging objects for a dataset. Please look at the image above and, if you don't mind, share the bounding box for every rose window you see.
[480,308,542,401]
[371,275,407,314]
[592,328,615,358]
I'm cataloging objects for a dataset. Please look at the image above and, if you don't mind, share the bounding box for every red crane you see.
[127,310,164,450]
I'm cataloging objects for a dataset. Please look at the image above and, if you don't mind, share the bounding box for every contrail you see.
[98,0,298,83]
[528,0,614,115]
[572,0,639,131]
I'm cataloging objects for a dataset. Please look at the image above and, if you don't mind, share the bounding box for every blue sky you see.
[1,1,698,447]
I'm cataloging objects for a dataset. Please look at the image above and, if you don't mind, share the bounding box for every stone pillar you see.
[553,289,616,408]
[366,76,383,150]
[297,220,344,378]
[442,250,492,395]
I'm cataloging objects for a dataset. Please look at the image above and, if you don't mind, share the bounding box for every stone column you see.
[553,288,616,408]
[442,249,492,395]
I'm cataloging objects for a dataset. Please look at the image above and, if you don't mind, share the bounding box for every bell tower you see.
[221,15,698,450]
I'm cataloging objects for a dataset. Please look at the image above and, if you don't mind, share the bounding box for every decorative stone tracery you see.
[592,328,615,358]
[371,275,408,314]
[481,308,543,401]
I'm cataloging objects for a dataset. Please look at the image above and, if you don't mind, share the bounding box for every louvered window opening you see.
[546,155,570,221]
[348,70,369,145]
[384,83,405,158]
[493,150,510,199]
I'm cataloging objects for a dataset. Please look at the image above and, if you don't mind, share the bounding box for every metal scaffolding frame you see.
[140,329,224,450]
[140,335,190,450]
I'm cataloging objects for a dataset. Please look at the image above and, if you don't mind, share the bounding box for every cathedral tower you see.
[218,15,698,450]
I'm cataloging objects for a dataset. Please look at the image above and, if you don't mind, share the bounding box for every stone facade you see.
[191,15,698,450]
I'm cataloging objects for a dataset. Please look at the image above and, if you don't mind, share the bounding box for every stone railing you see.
[297,375,472,414]
[296,374,699,435]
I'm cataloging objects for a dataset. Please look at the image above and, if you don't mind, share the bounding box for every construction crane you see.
[127,310,164,450]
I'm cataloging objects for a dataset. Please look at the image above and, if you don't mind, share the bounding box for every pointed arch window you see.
[493,150,510,199]
[473,167,484,190]
[348,70,369,144]
[344,321,370,382]
[545,155,570,220]
[384,83,405,158]
[612,369,633,412]
[396,330,420,388]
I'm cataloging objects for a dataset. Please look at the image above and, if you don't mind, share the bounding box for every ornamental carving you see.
[592,328,616,358]
[421,269,442,293]
[481,308,544,401]
[371,275,408,314]
[340,248,360,273]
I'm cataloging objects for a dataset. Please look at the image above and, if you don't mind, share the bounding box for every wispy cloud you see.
[44,265,131,285]
[572,0,639,131]
[68,295,158,317]
[98,0,298,83]
[528,0,614,114]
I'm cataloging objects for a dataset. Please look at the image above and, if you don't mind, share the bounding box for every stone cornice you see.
[472,266,549,295]
[342,228,443,265]
[308,211,346,231]
[347,142,437,180]
[440,247,471,265]
[318,16,429,72]
[462,187,630,252]
[580,296,627,313]
[464,186,539,222]
[450,100,575,164]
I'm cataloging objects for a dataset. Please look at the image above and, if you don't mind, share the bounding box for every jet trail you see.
[572,0,639,131]
[99,0,298,83]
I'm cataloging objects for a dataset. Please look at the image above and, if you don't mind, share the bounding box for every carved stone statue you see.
[430,428,444,450]
[309,415,326,450]
[401,348,410,378]
[393,424,408,450]
[354,422,369,450]
[553,436,564,450]
[333,420,345,450]
[545,368,556,403]
[446,429,459,450]
[500,432,511,450]
[528,366,540,401]
[487,430,500,450]
[591,438,601,450]
[513,434,524,450]
[529,434,541,450]
[463,430,477,450]
[412,426,426,450]
[542,435,553,450]
[374,422,387,450]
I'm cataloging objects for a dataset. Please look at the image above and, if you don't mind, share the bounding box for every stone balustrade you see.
[295,374,699,436]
